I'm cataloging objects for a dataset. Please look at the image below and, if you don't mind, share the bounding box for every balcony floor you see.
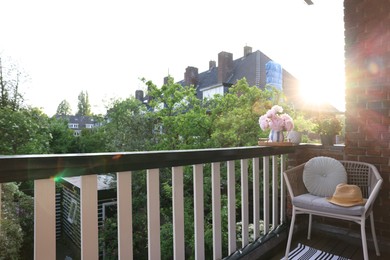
[266,226,390,260]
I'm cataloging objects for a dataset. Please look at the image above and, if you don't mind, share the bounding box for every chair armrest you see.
[364,164,383,215]
[283,163,309,198]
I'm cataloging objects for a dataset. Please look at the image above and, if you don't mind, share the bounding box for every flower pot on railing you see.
[314,116,342,146]
[259,105,294,143]
[320,134,335,146]
[269,129,284,142]
[287,130,302,144]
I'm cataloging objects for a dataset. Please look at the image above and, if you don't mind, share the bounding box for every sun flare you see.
[298,77,345,112]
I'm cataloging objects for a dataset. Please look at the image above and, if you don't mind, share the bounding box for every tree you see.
[146,77,213,150]
[0,183,33,259]
[76,91,92,116]
[0,56,26,110]
[47,117,75,153]
[56,99,72,115]
[209,78,282,147]
[104,97,153,152]
[75,125,108,153]
[0,107,51,154]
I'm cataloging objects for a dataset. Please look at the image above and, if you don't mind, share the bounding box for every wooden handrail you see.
[0,146,295,183]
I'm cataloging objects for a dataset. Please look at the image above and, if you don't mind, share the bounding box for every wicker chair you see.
[283,159,383,260]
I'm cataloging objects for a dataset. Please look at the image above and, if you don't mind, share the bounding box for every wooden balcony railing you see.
[0,146,296,259]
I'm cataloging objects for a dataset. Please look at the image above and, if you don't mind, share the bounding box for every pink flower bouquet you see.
[259,105,294,132]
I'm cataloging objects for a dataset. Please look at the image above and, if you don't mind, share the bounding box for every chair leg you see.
[285,207,296,260]
[307,214,312,240]
[370,212,381,256]
[361,218,369,260]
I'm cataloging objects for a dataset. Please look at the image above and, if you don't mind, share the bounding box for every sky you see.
[0,0,345,116]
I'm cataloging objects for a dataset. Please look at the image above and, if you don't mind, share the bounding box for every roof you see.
[61,175,115,190]
[178,49,297,95]
[56,115,96,125]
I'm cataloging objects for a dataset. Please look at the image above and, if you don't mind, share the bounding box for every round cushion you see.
[303,157,347,197]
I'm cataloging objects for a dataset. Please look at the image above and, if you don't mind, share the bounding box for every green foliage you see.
[76,91,92,116]
[0,57,26,110]
[146,77,212,150]
[104,97,154,151]
[0,219,23,259]
[75,126,108,153]
[48,117,75,153]
[0,183,34,259]
[314,116,342,136]
[291,113,316,133]
[0,107,51,154]
[99,217,118,260]
[210,79,280,147]
[56,99,72,115]
[16,188,34,257]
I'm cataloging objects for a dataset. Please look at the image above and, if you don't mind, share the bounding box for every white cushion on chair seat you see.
[293,193,365,216]
[303,156,347,197]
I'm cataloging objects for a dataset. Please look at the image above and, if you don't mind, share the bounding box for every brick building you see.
[177,46,300,105]
[343,0,390,238]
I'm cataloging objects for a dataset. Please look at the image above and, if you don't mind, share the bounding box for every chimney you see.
[218,51,233,83]
[135,90,144,101]
[244,46,252,56]
[184,66,199,87]
[163,76,169,85]
[209,60,216,70]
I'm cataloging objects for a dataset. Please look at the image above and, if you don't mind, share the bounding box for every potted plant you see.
[286,114,316,144]
[314,116,342,146]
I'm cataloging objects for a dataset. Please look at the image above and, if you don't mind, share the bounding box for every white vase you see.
[269,130,284,142]
[287,131,302,144]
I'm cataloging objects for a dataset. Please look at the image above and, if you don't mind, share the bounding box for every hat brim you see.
[326,197,367,207]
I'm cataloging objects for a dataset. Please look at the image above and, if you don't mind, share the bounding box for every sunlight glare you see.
[299,78,328,105]
[298,74,345,112]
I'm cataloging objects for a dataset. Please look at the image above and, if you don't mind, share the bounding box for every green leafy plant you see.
[291,114,316,133]
[314,116,342,136]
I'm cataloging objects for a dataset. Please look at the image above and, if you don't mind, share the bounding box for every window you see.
[102,202,118,220]
[67,199,78,224]
[68,123,79,129]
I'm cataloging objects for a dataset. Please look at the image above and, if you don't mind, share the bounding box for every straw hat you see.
[327,183,367,207]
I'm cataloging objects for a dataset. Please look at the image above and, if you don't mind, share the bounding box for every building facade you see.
[178,46,300,104]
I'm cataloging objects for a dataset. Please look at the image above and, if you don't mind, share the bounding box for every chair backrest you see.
[341,160,383,214]
[341,160,382,198]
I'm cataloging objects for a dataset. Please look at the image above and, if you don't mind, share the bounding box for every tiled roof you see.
[198,67,218,89]
[179,49,288,91]
[55,115,97,130]
[56,115,95,124]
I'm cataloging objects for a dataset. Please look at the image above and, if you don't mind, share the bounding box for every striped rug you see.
[284,243,350,260]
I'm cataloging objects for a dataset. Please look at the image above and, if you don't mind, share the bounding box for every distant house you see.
[177,46,300,103]
[135,46,300,107]
[56,115,99,136]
